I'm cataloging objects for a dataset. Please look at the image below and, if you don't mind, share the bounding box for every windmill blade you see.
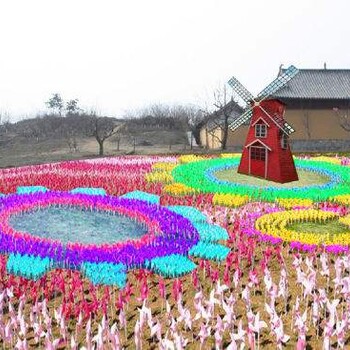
[229,108,253,132]
[227,76,255,106]
[270,115,295,135]
[259,105,295,135]
[257,65,299,100]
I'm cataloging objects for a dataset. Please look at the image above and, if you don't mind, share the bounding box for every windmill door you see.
[249,146,267,178]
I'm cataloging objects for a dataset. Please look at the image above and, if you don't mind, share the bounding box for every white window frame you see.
[255,124,267,138]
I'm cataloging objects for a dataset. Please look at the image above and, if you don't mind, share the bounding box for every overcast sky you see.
[0,0,349,120]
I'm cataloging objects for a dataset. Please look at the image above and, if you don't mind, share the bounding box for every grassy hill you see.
[0,117,191,168]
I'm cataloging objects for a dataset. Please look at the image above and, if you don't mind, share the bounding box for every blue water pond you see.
[9,205,148,245]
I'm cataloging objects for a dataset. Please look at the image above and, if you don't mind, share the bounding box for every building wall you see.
[200,108,350,150]
[199,127,223,149]
[226,125,250,147]
[285,109,349,140]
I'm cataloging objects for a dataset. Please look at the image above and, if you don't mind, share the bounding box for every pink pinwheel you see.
[223,267,231,286]
[335,313,348,349]
[198,322,211,349]
[211,269,219,284]
[85,317,92,350]
[172,279,182,303]
[228,319,246,350]
[173,331,189,350]
[70,335,78,350]
[159,335,175,350]
[248,311,267,350]
[326,299,340,328]
[214,328,223,350]
[44,334,61,350]
[19,315,27,338]
[191,270,199,290]
[295,267,306,285]
[263,269,273,292]
[158,278,166,299]
[15,338,28,350]
[305,256,314,272]
[3,320,13,344]
[53,306,63,325]
[241,285,251,310]
[194,303,210,323]
[248,269,259,289]
[214,315,225,348]
[265,303,278,329]
[165,300,171,318]
[118,308,126,329]
[194,290,204,315]
[92,324,104,350]
[222,299,235,327]
[134,320,142,350]
[6,287,14,299]
[206,289,220,312]
[8,301,16,324]
[215,280,228,300]
[302,271,316,299]
[109,323,121,349]
[294,310,307,350]
[320,253,330,278]
[233,269,241,288]
[277,268,288,300]
[75,311,83,337]
[323,321,334,350]
[0,290,5,305]
[33,321,46,343]
[225,292,236,307]
[59,316,67,341]
[138,279,149,302]
[333,258,344,293]
[170,316,177,334]
[183,309,193,331]
[292,253,302,269]
[177,297,191,330]
[272,316,290,350]
[340,276,350,296]
[139,301,153,330]
[150,320,162,342]
[312,294,320,328]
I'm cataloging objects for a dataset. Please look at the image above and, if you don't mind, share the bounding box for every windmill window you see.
[255,124,267,138]
[250,146,266,161]
[281,134,288,149]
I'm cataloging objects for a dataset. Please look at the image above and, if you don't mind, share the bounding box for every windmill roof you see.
[272,69,350,100]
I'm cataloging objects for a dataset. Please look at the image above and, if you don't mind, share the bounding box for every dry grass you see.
[214,169,330,188]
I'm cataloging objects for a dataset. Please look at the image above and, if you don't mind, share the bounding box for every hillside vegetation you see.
[0,114,195,168]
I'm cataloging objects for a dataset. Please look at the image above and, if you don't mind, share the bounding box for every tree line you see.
[1,93,206,155]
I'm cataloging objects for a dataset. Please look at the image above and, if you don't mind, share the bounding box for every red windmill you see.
[228,65,299,183]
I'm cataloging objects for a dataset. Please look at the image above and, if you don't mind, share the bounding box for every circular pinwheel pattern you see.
[0,187,230,287]
[164,157,350,202]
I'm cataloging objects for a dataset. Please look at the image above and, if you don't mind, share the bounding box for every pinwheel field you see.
[2,154,350,349]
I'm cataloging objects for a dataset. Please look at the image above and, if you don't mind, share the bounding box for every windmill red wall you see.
[238,99,298,183]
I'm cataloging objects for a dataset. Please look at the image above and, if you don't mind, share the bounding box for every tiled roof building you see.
[200,66,350,151]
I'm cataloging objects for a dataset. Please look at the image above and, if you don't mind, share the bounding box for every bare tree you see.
[59,115,83,153]
[0,111,11,134]
[334,107,350,132]
[86,114,126,156]
[202,85,243,150]
[126,103,203,131]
